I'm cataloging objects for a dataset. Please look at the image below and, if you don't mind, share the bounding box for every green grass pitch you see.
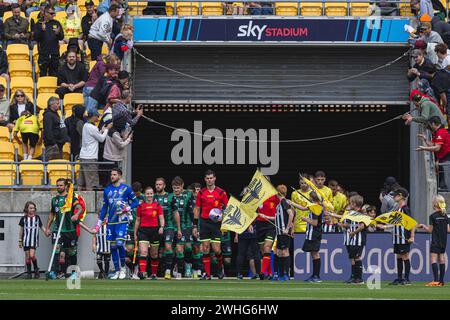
[1,279,450,300]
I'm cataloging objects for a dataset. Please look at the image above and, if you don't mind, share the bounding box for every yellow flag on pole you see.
[301,176,334,212]
[374,211,417,230]
[221,196,257,234]
[339,210,373,226]
[241,169,278,214]
[61,183,74,214]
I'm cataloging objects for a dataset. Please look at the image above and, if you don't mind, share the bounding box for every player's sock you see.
[202,254,211,276]
[185,247,193,264]
[165,250,173,272]
[52,252,60,272]
[216,253,224,272]
[138,256,147,273]
[255,255,262,275]
[432,263,439,282]
[126,259,134,273]
[439,263,446,283]
[118,246,126,268]
[69,254,77,268]
[151,258,159,275]
[404,259,411,281]
[268,260,273,276]
[26,259,32,274]
[397,258,403,280]
[279,257,287,278]
[355,260,363,280]
[176,252,185,275]
[312,258,321,277]
[193,253,201,271]
[273,255,279,275]
[60,257,67,276]
[262,253,271,275]
[111,247,120,272]
[31,257,38,270]
[351,264,355,279]
[97,256,104,273]
[211,255,218,275]
[104,254,111,274]
[223,258,231,275]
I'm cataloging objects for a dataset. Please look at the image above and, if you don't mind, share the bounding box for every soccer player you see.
[19,201,47,279]
[291,175,312,233]
[220,231,232,277]
[171,176,194,279]
[126,181,145,279]
[328,180,347,232]
[257,193,279,279]
[92,222,111,279]
[274,185,294,281]
[417,195,449,286]
[135,187,165,280]
[314,171,333,201]
[95,168,139,280]
[193,170,229,280]
[46,178,84,279]
[388,188,415,285]
[188,182,203,278]
[154,177,179,280]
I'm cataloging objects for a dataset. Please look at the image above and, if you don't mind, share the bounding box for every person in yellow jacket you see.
[325,180,347,232]
[61,4,84,48]
[291,175,312,233]
[13,110,41,160]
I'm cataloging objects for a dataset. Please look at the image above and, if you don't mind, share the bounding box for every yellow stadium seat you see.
[85,46,91,61]
[175,2,199,15]
[55,11,66,23]
[101,43,109,55]
[60,43,68,56]
[10,77,34,101]
[201,2,224,15]
[399,3,413,16]
[37,76,58,95]
[3,11,26,21]
[62,143,71,160]
[19,160,44,186]
[166,2,174,15]
[6,44,30,61]
[325,2,347,16]
[275,2,298,15]
[301,2,323,16]
[351,2,370,16]
[63,93,84,113]
[8,60,33,78]
[0,163,16,186]
[47,159,73,185]
[64,109,73,119]
[0,126,10,142]
[89,60,96,72]
[34,141,43,159]
[0,141,15,160]
[37,93,59,110]
[128,1,147,15]
[38,109,61,128]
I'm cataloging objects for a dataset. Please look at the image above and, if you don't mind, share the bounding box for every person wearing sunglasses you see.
[34,6,64,77]
[9,90,34,125]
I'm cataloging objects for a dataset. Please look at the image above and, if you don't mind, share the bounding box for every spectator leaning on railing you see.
[43,96,69,161]
[402,93,447,126]
[4,4,30,45]
[407,49,436,83]
[81,0,97,42]
[435,43,450,70]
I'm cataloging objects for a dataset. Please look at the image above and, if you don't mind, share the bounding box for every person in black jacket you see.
[0,45,9,83]
[34,6,64,77]
[81,0,97,41]
[55,51,88,98]
[64,104,85,160]
[9,90,35,124]
[43,96,69,160]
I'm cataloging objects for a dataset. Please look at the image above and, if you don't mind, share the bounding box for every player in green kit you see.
[126,182,145,279]
[154,178,179,279]
[171,176,194,279]
[188,183,203,278]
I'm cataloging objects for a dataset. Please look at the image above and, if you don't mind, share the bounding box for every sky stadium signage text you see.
[294,233,449,282]
[133,17,409,43]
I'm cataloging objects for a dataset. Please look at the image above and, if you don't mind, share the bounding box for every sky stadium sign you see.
[133,17,409,43]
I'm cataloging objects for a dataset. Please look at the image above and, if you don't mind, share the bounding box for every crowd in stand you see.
[0,0,142,189]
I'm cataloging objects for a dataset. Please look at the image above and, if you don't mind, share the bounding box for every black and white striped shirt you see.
[19,215,43,248]
[96,224,110,254]
[275,198,291,236]
[393,205,411,245]
[306,211,322,241]
[342,213,366,247]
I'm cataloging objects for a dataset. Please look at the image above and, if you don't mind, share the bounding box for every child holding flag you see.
[417,195,450,286]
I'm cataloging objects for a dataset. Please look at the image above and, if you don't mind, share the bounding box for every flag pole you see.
[46,211,65,280]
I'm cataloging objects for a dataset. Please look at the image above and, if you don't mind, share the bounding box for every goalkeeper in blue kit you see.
[94,168,139,279]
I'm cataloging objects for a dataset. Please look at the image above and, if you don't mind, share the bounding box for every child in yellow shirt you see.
[14,110,41,160]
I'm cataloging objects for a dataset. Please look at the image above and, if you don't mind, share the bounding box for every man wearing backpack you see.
[87,63,119,113]
[431,67,450,118]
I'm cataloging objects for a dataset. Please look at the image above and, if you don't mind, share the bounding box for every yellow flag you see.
[221,196,257,234]
[339,210,373,226]
[301,177,334,211]
[61,183,73,214]
[241,170,278,214]
[374,211,417,230]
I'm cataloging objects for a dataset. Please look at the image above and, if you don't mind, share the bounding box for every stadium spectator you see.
[403,93,447,126]
[413,39,438,64]
[103,124,132,171]
[431,15,450,40]
[0,85,14,132]
[9,89,34,125]
[111,90,143,133]
[88,4,120,61]
[60,4,83,48]
[314,170,333,201]
[0,45,8,83]
[291,175,312,233]
[81,0,97,41]
[86,61,119,113]
[4,4,30,45]
[78,110,111,191]
[235,222,260,280]
[417,116,450,190]
[29,2,48,39]
[410,0,434,20]
[35,6,64,77]
[419,22,444,44]
[59,37,86,69]
[248,2,273,15]
[373,1,398,16]
[379,176,401,213]
[55,51,88,99]
[64,104,85,160]
[104,70,129,111]
[231,2,245,14]
[142,1,166,15]
[435,43,450,69]
[13,108,40,160]
[43,96,69,160]
[112,24,133,61]
[407,49,436,83]
[431,68,450,117]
